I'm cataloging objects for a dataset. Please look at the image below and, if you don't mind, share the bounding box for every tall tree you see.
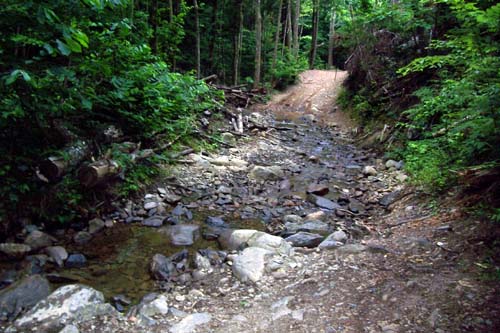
[308,0,320,69]
[272,0,284,75]
[193,0,201,78]
[292,0,301,56]
[209,0,218,72]
[233,0,244,85]
[286,0,293,50]
[254,0,262,88]
[328,10,337,68]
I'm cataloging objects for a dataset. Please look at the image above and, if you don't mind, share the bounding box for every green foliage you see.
[271,53,308,90]
[398,0,500,190]
[0,0,220,229]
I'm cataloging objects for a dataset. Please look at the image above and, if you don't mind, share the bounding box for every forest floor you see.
[6,70,499,333]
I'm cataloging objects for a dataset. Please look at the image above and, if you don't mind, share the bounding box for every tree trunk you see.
[293,0,301,56]
[194,0,201,78]
[39,141,90,182]
[271,0,284,76]
[78,148,153,188]
[253,0,262,89]
[150,0,159,54]
[233,0,244,85]
[308,0,320,69]
[328,10,337,68]
[286,0,293,50]
[209,0,218,72]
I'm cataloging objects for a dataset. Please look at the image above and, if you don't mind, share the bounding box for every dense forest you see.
[1,0,499,236]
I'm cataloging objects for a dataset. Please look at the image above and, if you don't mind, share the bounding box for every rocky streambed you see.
[1,104,414,332]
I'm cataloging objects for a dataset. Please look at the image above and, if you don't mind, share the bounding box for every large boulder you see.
[11,284,105,332]
[248,166,284,181]
[0,275,50,321]
[232,247,272,283]
[217,229,258,250]
[159,225,200,246]
[246,232,293,256]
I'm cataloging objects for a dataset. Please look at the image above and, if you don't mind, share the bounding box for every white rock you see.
[362,166,378,176]
[169,312,212,333]
[232,247,272,283]
[12,284,105,332]
[247,232,293,256]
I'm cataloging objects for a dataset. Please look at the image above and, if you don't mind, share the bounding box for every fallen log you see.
[78,148,154,188]
[39,141,90,182]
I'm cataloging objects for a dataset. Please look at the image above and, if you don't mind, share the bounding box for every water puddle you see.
[51,212,265,303]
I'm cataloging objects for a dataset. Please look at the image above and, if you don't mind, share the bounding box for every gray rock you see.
[11,284,105,332]
[142,215,165,227]
[0,243,31,259]
[73,231,92,245]
[209,156,248,168]
[379,190,401,207]
[144,201,159,210]
[348,199,365,214]
[283,215,303,224]
[0,275,50,321]
[205,216,227,228]
[306,184,329,196]
[217,229,258,250]
[385,160,398,169]
[159,225,200,246]
[194,253,212,271]
[88,218,105,234]
[247,232,293,256]
[232,247,272,283]
[24,230,54,251]
[285,232,323,248]
[46,246,68,267]
[304,211,326,221]
[248,165,284,181]
[307,194,340,210]
[136,293,169,320]
[336,244,368,254]
[285,220,330,235]
[396,172,408,182]
[221,132,236,145]
[164,193,182,205]
[318,237,344,249]
[150,254,176,281]
[65,254,87,268]
[330,230,348,242]
[362,165,377,176]
[169,312,212,333]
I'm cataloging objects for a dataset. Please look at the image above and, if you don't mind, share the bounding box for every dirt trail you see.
[8,71,498,333]
[265,70,353,128]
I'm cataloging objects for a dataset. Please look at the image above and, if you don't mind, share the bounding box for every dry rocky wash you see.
[1,70,498,333]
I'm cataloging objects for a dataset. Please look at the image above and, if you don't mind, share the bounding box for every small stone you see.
[306,184,329,196]
[88,218,105,234]
[144,201,159,210]
[307,194,340,210]
[65,253,87,268]
[169,313,211,333]
[24,230,54,251]
[73,231,92,245]
[205,216,227,228]
[59,325,79,333]
[362,166,377,176]
[45,246,68,267]
[142,216,165,228]
[0,243,31,259]
[285,232,323,248]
